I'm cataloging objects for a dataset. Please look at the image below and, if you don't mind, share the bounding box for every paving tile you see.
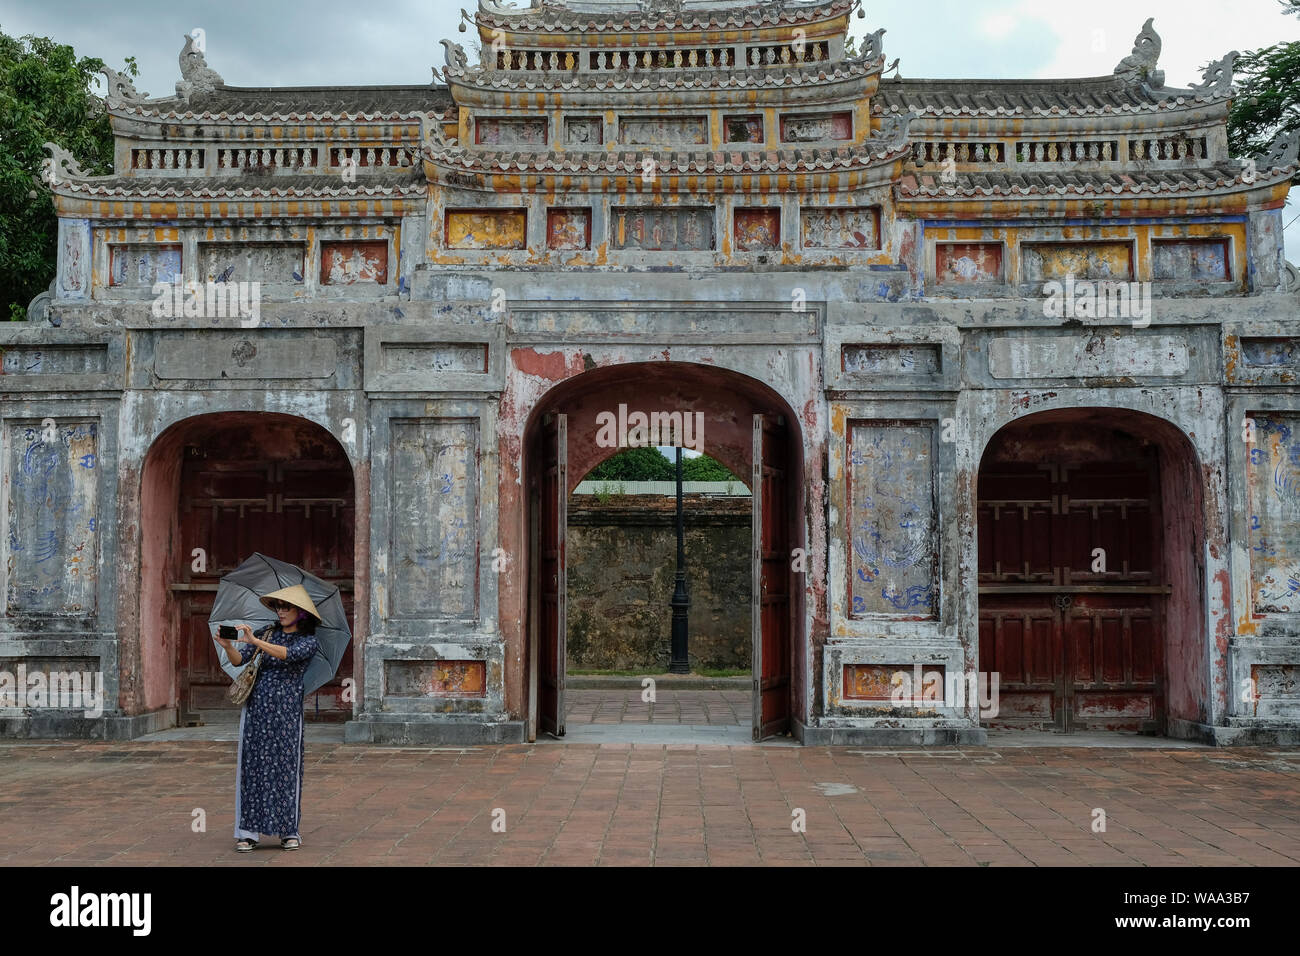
[1,739,1298,866]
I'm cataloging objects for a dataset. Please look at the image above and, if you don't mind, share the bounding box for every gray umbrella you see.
[207,552,352,696]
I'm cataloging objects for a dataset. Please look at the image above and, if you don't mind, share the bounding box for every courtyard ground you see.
[1,690,1297,867]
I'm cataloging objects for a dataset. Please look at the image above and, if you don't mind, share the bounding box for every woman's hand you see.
[236,624,256,646]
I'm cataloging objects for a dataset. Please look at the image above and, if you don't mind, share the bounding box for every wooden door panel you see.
[177,450,354,720]
[753,415,791,740]
[980,445,1164,733]
[538,414,566,737]
[980,600,1059,728]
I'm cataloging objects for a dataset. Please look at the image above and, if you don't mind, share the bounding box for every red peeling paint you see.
[512,348,569,380]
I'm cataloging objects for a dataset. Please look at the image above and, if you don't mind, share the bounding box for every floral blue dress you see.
[233,626,320,842]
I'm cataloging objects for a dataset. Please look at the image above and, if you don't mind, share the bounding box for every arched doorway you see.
[521,362,805,741]
[976,408,1207,734]
[138,413,356,724]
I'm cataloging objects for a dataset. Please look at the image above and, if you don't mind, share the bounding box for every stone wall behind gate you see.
[566,495,750,672]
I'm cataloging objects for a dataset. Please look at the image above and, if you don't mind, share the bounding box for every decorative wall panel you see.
[936,243,1003,284]
[546,209,592,250]
[847,422,936,616]
[1153,238,1231,281]
[200,243,305,283]
[564,117,602,145]
[6,421,99,616]
[445,210,528,250]
[320,240,388,284]
[1022,241,1133,282]
[611,207,714,251]
[476,117,548,145]
[1248,414,1300,614]
[390,421,479,620]
[733,208,780,251]
[619,116,707,146]
[108,244,181,288]
[781,112,851,142]
[802,207,879,250]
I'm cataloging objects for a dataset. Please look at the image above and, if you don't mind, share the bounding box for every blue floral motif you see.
[233,626,319,841]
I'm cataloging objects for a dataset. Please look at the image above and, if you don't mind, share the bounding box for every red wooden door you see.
[537,413,567,737]
[752,414,791,740]
[177,449,354,721]
[978,454,1164,732]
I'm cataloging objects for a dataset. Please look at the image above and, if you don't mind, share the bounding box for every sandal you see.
[235,839,257,852]
[280,837,300,850]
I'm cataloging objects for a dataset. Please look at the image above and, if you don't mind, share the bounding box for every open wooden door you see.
[752,414,792,740]
[538,413,567,737]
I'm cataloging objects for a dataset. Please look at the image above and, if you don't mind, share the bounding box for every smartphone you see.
[218,625,237,640]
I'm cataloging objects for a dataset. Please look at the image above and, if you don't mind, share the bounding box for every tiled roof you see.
[444,57,880,90]
[873,76,1226,117]
[424,142,908,175]
[112,85,454,122]
[49,170,428,198]
[474,0,854,33]
[900,162,1289,198]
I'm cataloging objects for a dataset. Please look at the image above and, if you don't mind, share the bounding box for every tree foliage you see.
[587,446,677,482]
[0,29,136,320]
[1226,0,1300,183]
[587,447,740,483]
[681,454,739,482]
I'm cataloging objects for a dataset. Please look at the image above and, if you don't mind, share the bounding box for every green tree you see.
[1227,0,1300,181]
[0,29,136,320]
[587,446,676,481]
[681,454,740,482]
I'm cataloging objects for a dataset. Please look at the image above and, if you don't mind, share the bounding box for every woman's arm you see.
[258,634,319,667]
[241,630,289,661]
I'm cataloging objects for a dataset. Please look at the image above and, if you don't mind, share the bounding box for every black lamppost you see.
[668,445,691,673]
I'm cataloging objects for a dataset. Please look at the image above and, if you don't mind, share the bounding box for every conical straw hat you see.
[259,584,322,622]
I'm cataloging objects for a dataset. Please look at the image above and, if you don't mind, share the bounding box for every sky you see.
[4,0,1297,244]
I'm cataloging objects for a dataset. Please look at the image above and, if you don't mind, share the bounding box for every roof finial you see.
[1113,17,1164,89]
[1188,51,1238,97]
[175,33,224,103]
[1254,126,1300,172]
[41,142,89,186]
[100,66,146,107]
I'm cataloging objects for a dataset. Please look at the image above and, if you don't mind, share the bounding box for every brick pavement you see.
[0,740,1298,866]
[565,688,750,724]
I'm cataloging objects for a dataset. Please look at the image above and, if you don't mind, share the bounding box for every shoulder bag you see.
[227,649,264,705]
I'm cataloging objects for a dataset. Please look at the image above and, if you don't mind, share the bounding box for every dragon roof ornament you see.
[1254,126,1300,172]
[441,39,472,75]
[41,142,89,186]
[176,34,224,102]
[1284,260,1299,295]
[100,66,147,107]
[1114,18,1164,89]
[872,110,916,152]
[1188,51,1238,97]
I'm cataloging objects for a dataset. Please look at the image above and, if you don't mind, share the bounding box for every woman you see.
[213,584,321,852]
